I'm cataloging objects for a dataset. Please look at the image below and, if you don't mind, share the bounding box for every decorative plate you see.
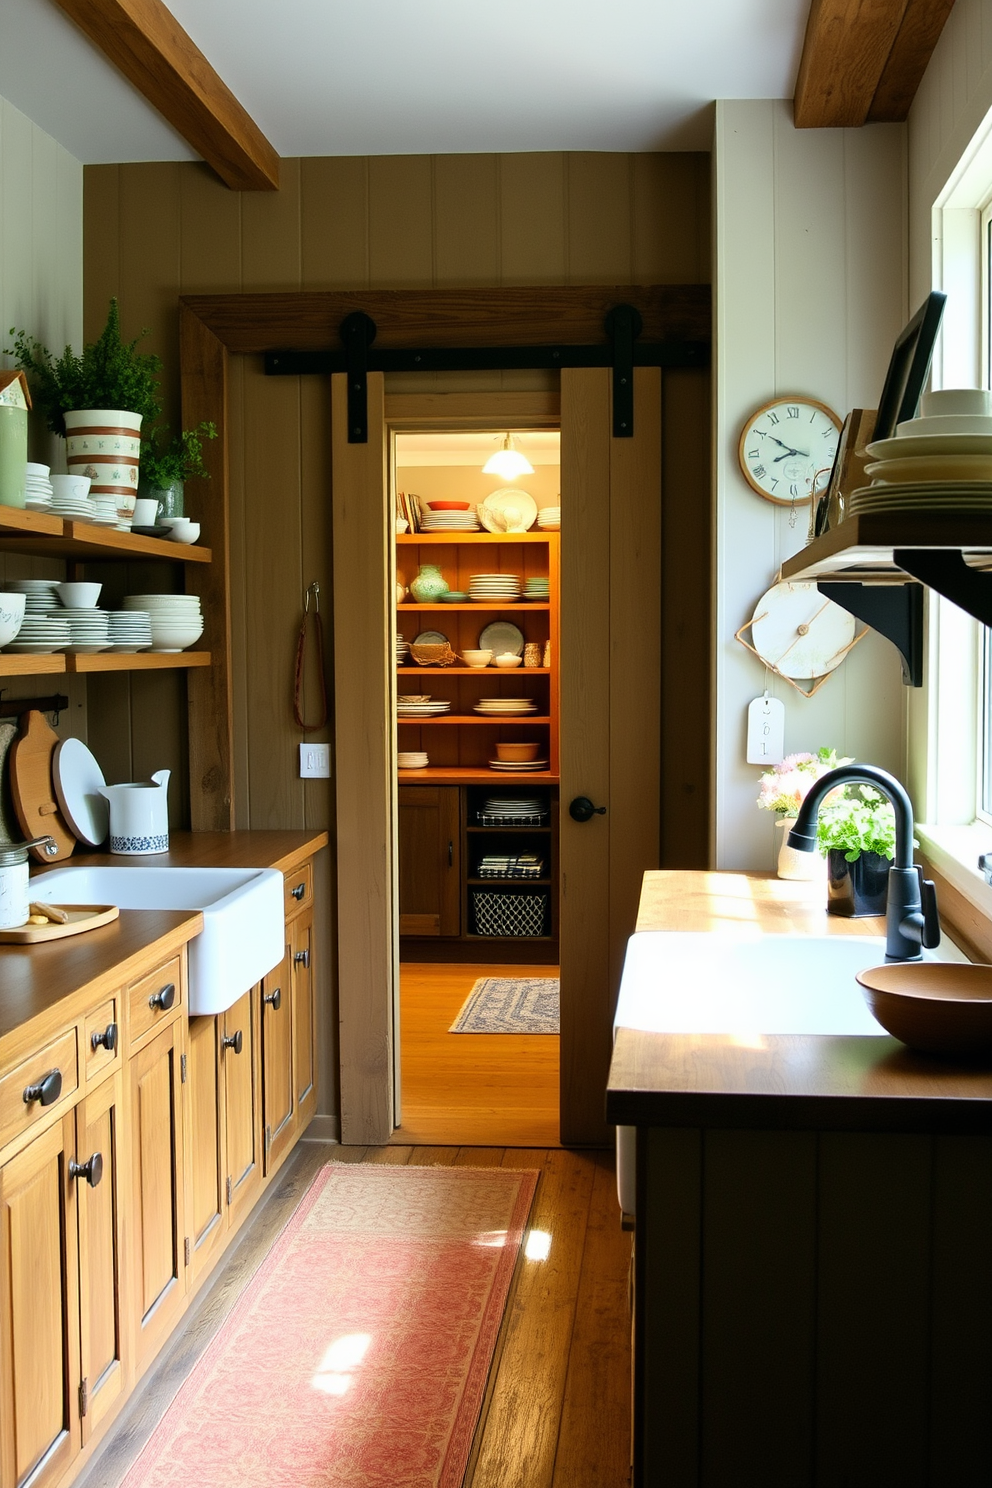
[478,620,525,656]
[478,489,538,533]
[412,630,449,645]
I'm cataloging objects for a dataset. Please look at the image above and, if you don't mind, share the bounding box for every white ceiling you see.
[396,432,561,467]
[0,0,809,163]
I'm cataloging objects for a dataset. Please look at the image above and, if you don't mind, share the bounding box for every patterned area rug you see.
[449,976,560,1033]
[119,1163,538,1488]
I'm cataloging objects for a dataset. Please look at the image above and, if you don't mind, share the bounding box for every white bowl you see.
[160,518,200,544]
[56,581,102,608]
[149,627,204,649]
[920,388,992,418]
[0,593,26,647]
[896,414,992,438]
[494,654,523,669]
[462,649,493,668]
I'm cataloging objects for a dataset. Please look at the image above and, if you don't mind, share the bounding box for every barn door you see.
[559,367,662,1145]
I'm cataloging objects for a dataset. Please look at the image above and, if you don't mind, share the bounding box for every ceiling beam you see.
[52,0,279,189]
[794,0,956,129]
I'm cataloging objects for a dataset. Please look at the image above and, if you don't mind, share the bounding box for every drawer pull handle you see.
[294,949,310,969]
[222,1029,244,1055]
[263,986,282,1011]
[149,983,176,1012]
[290,882,306,901]
[91,1022,118,1054]
[70,1152,104,1188]
[23,1069,63,1107]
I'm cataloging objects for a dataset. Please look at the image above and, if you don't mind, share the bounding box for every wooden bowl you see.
[856,962,992,1057]
[496,742,540,762]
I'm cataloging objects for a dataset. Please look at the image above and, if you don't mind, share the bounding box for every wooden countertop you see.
[606,870,992,1134]
[34,828,330,879]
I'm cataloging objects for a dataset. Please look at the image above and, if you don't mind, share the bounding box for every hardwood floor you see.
[397,962,560,1147]
[78,1140,632,1488]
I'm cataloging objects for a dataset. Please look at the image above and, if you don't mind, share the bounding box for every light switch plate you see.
[299,742,330,778]
[746,695,784,765]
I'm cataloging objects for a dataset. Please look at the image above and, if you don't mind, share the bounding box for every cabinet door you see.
[222,991,261,1228]
[261,948,294,1174]
[398,785,460,936]
[291,912,316,1130]
[128,1021,187,1378]
[0,1112,79,1488]
[184,1016,225,1287]
[75,1071,127,1444]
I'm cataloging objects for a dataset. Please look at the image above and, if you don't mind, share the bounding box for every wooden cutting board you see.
[0,904,119,943]
[9,710,76,861]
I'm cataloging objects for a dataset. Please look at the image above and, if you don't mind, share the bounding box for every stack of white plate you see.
[478,797,548,823]
[6,615,71,653]
[537,506,560,530]
[24,464,53,509]
[859,390,992,511]
[469,573,522,602]
[397,697,451,718]
[473,697,538,716]
[49,490,96,519]
[123,593,203,652]
[488,757,548,772]
[524,577,549,600]
[848,481,992,518]
[397,752,429,769]
[77,492,119,526]
[3,578,61,612]
[420,507,481,532]
[108,610,152,652]
[396,635,410,664]
[49,607,112,654]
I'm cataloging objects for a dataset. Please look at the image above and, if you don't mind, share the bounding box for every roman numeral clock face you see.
[738,397,842,506]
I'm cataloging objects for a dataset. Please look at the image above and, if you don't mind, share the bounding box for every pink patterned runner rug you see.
[119,1162,538,1488]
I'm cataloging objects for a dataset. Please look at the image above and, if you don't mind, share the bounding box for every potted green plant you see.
[138,421,217,520]
[816,784,897,916]
[756,747,849,880]
[6,297,162,529]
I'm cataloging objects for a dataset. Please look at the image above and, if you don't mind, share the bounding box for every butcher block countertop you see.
[38,828,330,878]
[606,870,992,1135]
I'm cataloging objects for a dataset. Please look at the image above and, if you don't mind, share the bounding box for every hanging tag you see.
[746,695,784,765]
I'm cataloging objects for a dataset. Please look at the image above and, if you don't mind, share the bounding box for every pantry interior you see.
[392,427,561,1145]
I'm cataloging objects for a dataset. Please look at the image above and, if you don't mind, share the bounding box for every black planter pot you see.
[827,849,892,917]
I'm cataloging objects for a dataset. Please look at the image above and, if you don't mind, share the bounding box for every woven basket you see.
[471,890,549,938]
[410,642,458,667]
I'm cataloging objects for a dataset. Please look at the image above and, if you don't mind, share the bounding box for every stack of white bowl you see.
[107,611,152,652]
[25,464,53,509]
[537,506,560,530]
[397,751,429,769]
[855,389,992,518]
[122,593,203,652]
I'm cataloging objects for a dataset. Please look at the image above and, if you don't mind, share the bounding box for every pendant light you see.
[482,433,534,480]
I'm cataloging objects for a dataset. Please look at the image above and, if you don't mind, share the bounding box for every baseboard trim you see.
[301,1113,340,1143]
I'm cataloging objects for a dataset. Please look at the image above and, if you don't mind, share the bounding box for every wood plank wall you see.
[82,152,712,1126]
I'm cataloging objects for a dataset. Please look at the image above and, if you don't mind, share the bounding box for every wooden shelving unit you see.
[68,651,211,673]
[780,511,992,584]
[0,654,67,676]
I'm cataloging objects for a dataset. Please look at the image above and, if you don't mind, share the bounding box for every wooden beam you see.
[794,0,955,128]
[52,0,279,190]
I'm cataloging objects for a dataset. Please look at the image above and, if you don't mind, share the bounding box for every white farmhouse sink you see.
[30,865,285,1016]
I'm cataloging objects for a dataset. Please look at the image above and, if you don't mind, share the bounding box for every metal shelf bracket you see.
[818,581,924,687]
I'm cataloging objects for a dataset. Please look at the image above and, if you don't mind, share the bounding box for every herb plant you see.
[6,298,162,437]
[816,785,897,863]
[140,422,217,488]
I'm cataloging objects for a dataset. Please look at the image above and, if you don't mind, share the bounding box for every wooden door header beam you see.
[52,0,279,190]
[794,0,956,129]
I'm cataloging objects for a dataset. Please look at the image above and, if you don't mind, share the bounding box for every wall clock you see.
[738,396,842,506]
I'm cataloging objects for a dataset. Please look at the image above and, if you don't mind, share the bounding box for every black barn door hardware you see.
[818,582,924,688]
[264,304,709,443]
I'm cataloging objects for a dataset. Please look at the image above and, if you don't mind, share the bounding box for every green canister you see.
[0,372,30,509]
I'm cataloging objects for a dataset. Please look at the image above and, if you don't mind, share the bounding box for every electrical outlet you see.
[299,743,330,779]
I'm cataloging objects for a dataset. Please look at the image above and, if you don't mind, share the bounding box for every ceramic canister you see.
[64,409,142,530]
[101,769,170,855]
[0,843,30,929]
[409,564,450,603]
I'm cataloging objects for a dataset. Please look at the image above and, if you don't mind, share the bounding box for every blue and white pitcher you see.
[101,769,170,855]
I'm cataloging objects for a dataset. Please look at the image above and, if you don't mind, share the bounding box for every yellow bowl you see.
[856,961,992,1058]
[864,453,992,484]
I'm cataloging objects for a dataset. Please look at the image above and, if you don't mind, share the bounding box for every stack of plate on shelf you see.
[474,697,538,716]
[107,610,152,652]
[6,614,71,653]
[3,578,61,612]
[396,635,411,664]
[523,577,549,600]
[49,608,112,654]
[76,492,119,526]
[488,756,548,772]
[420,504,481,532]
[853,388,992,519]
[396,696,451,718]
[848,481,992,518]
[122,594,203,652]
[49,485,95,520]
[397,752,429,769]
[468,573,522,602]
[537,506,560,531]
[477,853,545,878]
[24,464,53,509]
[477,797,548,825]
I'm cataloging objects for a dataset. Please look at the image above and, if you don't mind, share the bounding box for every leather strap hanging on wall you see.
[293,581,329,731]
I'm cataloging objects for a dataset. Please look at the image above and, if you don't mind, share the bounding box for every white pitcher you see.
[101,769,170,855]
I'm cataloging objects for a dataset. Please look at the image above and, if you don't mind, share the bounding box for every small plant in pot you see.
[816,785,897,916]
[138,421,217,521]
[756,747,849,881]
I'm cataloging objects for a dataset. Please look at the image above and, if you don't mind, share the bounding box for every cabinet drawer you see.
[284,861,313,918]
[128,955,183,1046]
[84,997,121,1083]
[0,1028,78,1150]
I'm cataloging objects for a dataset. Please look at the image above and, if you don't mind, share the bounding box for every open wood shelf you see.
[0,506,63,538]
[399,602,550,611]
[466,877,553,886]
[780,511,992,584]
[66,651,211,673]
[397,532,555,544]
[0,654,66,676]
[0,521,212,565]
[467,824,553,833]
[398,715,551,725]
[398,768,559,783]
[397,666,551,676]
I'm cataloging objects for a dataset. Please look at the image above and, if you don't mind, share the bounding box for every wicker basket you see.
[409,642,458,667]
[471,890,549,938]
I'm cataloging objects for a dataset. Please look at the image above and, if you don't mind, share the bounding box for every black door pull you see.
[91,1022,118,1053]
[569,796,607,823]
[149,983,176,1012]
[70,1152,104,1188]
[23,1069,63,1106]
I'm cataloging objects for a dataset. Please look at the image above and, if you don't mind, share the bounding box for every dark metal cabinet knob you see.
[569,796,607,823]
[294,948,310,970]
[222,1029,244,1055]
[70,1152,104,1188]
[23,1069,63,1107]
[91,1022,118,1054]
[263,986,282,1011]
[148,983,176,1012]
[290,882,306,901]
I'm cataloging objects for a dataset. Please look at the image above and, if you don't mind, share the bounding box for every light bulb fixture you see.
[482,433,534,480]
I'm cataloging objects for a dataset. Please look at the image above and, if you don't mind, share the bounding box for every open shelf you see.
[467,823,553,833]
[466,877,553,886]
[0,654,66,676]
[780,511,992,585]
[398,715,550,725]
[0,511,210,564]
[397,666,551,676]
[399,602,550,612]
[397,532,555,544]
[0,506,63,538]
[67,651,211,673]
[398,767,559,783]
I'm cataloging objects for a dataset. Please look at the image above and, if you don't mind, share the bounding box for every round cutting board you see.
[53,737,109,847]
[10,711,76,861]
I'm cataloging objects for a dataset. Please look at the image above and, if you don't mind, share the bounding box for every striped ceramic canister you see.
[64,409,142,530]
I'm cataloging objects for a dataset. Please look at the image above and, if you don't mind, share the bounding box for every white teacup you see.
[50,473,91,500]
[132,497,161,526]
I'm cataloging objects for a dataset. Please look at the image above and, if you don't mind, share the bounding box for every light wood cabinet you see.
[261,944,294,1174]
[128,1019,186,1379]
[398,785,461,936]
[291,913,316,1128]
[75,1071,127,1444]
[184,1016,225,1286]
[221,990,261,1228]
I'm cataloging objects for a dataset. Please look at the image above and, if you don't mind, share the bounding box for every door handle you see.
[222,1029,244,1055]
[70,1152,104,1188]
[569,796,607,823]
[264,986,282,1011]
[448,839,453,867]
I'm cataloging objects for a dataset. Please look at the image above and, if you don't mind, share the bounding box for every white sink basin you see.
[30,865,285,1015]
